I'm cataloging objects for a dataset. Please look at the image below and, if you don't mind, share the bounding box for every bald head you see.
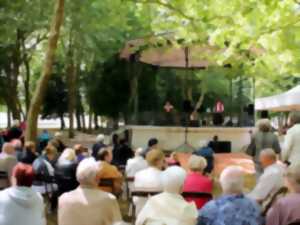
[2,143,15,155]
[259,149,276,169]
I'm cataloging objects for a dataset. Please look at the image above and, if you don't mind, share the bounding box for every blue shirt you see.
[197,194,263,225]
[194,147,214,173]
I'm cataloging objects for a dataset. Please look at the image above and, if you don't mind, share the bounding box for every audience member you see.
[141,138,159,158]
[112,138,133,166]
[32,145,58,210]
[248,149,285,207]
[10,139,23,161]
[0,143,18,188]
[92,134,106,159]
[266,163,300,225]
[282,112,300,166]
[183,155,213,209]
[58,158,122,225]
[134,149,165,215]
[20,141,38,164]
[55,148,78,195]
[166,152,181,166]
[0,163,46,225]
[136,166,198,225]
[74,144,88,162]
[198,166,262,225]
[52,132,66,153]
[5,120,23,142]
[96,147,123,194]
[194,140,214,174]
[38,130,51,153]
[125,148,148,177]
[247,119,281,173]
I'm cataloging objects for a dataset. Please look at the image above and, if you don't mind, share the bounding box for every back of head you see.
[146,149,164,167]
[259,148,276,168]
[148,138,158,147]
[44,144,57,157]
[97,147,110,161]
[25,141,36,153]
[96,134,105,143]
[13,163,35,187]
[220,166,244,195]
[54,132,63,140]
[285,163,300,192]
[58,148,76,163]
[76,158,99,186]
[135,147,144,157]
[188,155,207,172]
[257,119,271,132]
[10,139,22,150]
[2,143,15,155]
[161,166,186,194]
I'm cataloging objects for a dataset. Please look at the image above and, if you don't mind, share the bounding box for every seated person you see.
[96,147,123,194]
[37,130,51,153]
[136,166,198,225]
[20,141,38,164]
[248,149,285,207]
[32,145,58,211]
[0,163,45,225]
[266,163,300,225]
[198,166,263,225]
[112,138,133,166]
[126,147,148,177]
[134,149,165,215]
[74,144,88,162]
[183,155,213,209]
[0,143,18,189]
[166,152,181,167]
[55,148,78,195]
[194,140,214,174]
[141,138,159,158]
[52,132,66,153]
[92,134,106,159]
[58,158,123,225]
[10,139,23,161]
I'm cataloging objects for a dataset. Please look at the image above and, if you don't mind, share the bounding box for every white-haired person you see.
[198,166,263,225]
[55,148,78,195]
[0,143,18,189]
[282,111,300,166]
[136,166,198,225]
[134,149,165,215]
[92,134,106,159]
[266,163,300,225]
[126,147,148,178]
[183,155,213,209]
[58,158,123,225]
[194,140,214,174]
[248,149,285,208]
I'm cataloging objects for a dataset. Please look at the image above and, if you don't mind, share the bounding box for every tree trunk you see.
[66,53,76,138]
[76,110,82,131]
[88,111,92,132]
[81,112,86,131]
[7,107,11,128]
[25,0,65,142]
[60,113,65,130]
[94,114,99,130]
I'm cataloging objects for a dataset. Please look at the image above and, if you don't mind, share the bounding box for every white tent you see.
[255,85,300,111]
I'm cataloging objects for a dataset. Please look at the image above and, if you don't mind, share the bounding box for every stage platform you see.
[125,125,254,152]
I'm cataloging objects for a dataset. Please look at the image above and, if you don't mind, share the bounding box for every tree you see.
[25,0,65,142]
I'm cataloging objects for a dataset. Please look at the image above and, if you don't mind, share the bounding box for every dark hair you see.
[112,134,119,145]
[148,138,158,147]
[97,147,110,161]
[13,163,35,187]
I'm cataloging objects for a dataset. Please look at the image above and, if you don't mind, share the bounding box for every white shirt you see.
[126,156,148,177]
[134,167,163,215]
[136,192,198,225]
[248,163,285,201]
[282,124,300,165]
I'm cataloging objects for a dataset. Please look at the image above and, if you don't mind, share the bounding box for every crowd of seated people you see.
[1,114,300,225]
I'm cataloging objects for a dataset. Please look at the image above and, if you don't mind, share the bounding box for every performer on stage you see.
[163,101,175,125]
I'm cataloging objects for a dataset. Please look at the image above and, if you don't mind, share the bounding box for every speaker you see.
[183,100,193,113]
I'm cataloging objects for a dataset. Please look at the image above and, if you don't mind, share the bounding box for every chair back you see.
[99,178,114,188]
[125,176,135,200]
[182,191,213,200]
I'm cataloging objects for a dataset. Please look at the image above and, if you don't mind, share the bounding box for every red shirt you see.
[183,172,213,209]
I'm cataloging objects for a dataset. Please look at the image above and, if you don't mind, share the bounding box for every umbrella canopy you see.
[255,85,300,111]
[120,38,218,69]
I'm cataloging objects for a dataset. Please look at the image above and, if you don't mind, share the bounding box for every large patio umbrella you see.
[120,38,221,152]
